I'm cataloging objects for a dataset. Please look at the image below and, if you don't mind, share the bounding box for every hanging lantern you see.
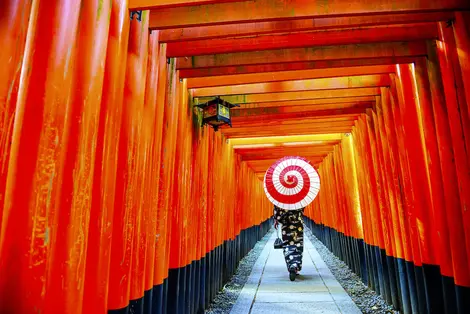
[195,96,239,131]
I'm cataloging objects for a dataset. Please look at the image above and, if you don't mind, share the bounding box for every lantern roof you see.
[195,96,239,109]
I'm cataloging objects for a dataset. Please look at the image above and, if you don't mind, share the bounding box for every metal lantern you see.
[195,96,239,131]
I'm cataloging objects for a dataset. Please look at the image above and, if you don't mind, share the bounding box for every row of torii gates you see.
[1,1,470,314]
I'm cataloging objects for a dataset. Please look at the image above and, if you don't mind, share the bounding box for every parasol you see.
[263,156,320,210]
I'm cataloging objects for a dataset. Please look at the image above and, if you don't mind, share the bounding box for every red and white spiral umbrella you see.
[263,156,320,210]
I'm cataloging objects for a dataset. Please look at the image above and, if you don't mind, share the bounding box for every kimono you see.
[273,205,305,272]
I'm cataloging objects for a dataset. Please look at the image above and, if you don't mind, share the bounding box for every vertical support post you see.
[82,0,130,312]
[128,10,150,314]
[429,34,470,313]
[152,42,169,314]
[107,9,148,312]
[0,0,82,312]
[0,0,33,227]
[44,0,112,312]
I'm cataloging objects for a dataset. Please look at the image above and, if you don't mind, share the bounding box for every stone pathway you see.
[230,232,362,314]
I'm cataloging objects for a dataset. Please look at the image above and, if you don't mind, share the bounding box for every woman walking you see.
[273,205,305,281]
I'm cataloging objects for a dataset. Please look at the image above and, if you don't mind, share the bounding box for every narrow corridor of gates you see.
[0,1,469,314]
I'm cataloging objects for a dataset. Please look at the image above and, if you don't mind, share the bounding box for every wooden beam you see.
[129,0,250,10]
[236,144,336,153]
[247,158,324,171]
[233,97,376,109]
[233,140,340,150]
[192,75,390,97]
[167,24,437,57]
[179,57,416,78]
[194,87,381,104]
[219,116,357,131]
[245,155,327,163]
[148,0,468,29]
[231,106,372,121]
[223,126,354,138]
[241,151,332,161]
[176,41,427,69]
[228,116,359,129]
[229,134,344,145]
[159,12,454,41]
[187,65,395,88]
[231,102,373,116]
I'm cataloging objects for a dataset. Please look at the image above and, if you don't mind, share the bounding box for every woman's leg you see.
[282,220,304,272]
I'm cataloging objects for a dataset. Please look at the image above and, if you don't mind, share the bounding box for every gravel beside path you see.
[304,227,400,314]
[205,229,274,314]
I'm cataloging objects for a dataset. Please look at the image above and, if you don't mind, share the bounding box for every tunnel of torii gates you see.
[1,0,470,314]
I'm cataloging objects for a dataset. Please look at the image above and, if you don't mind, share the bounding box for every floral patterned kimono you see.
[273,205,305,273]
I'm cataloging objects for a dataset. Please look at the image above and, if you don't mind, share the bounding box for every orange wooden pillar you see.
[82,1,130,312]
[373,102,406,310]
[425,40,469,314]
[141,29,166,314]
[43,1,112,313]
[158,58,181,314]
[167,72,188,314]
[412,57,454,314]
[437,22,470,280]
[389,73,426,314]
[357,116,388,297]
[380,86,415,314]
[128,12,150,313]
[395,63,443,313]
[107,10,148,311]
[351,124,376,290]
[0,1,81,312]
[430,25,470,312]
[0,0,33,228]
[365,110,395,305]
[193,105,209,313]
[153,43,170,314]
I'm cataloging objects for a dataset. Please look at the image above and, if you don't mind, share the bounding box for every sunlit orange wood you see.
[192,75,390,97]
[130,0,250,9]
[159,12,453,42]
[180,57,416,78]
[413,58,453,279]
[148,0,468,29]
[177,41,427,69]
[187,65,395,88]
[195,87,380,104]
[167,24,437,57]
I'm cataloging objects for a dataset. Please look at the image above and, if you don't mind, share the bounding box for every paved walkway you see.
[230,231,362,314]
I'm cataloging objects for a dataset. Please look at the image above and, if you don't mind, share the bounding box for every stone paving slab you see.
[250,302,341,314]
[230,231,362,314]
